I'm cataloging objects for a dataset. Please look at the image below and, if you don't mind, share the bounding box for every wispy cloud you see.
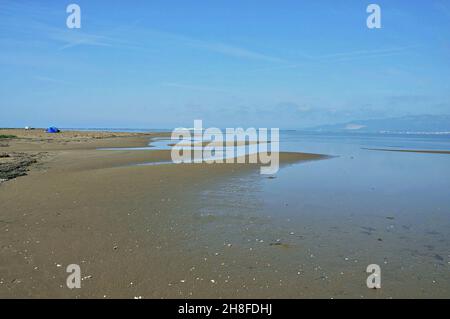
[0,2,286,64]
[249,45,416,73]
[133,28,287,63]
[317,46,416,60]
[193,41,285,63]
[0,2,136,51]
[161,82,230,93]
[55,32,115,50]
[33,75,70,84]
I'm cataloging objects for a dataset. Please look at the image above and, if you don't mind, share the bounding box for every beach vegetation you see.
[0,135,17,139]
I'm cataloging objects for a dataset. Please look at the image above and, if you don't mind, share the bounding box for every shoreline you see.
[0,129,169,183]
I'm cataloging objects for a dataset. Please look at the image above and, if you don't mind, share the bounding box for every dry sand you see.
[0,129,326,298]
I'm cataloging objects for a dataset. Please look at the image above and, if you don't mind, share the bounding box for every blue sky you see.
[1,0,450,129]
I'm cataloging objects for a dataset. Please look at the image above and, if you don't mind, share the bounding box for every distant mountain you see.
[306,115,450,134]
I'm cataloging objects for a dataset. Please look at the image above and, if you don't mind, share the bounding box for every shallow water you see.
[188,132,450,298]
[100,135,272,163]
[99,131,450,297]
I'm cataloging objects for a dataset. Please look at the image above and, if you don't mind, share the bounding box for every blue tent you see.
[46,127,60,133]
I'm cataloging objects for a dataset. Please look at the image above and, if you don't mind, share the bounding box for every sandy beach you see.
[0,129,326,298]
[3,1,450,304]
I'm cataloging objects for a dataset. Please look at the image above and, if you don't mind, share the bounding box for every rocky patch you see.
[0,152,42,183]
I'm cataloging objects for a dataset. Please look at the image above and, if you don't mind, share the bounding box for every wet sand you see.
[0,129,326,298]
